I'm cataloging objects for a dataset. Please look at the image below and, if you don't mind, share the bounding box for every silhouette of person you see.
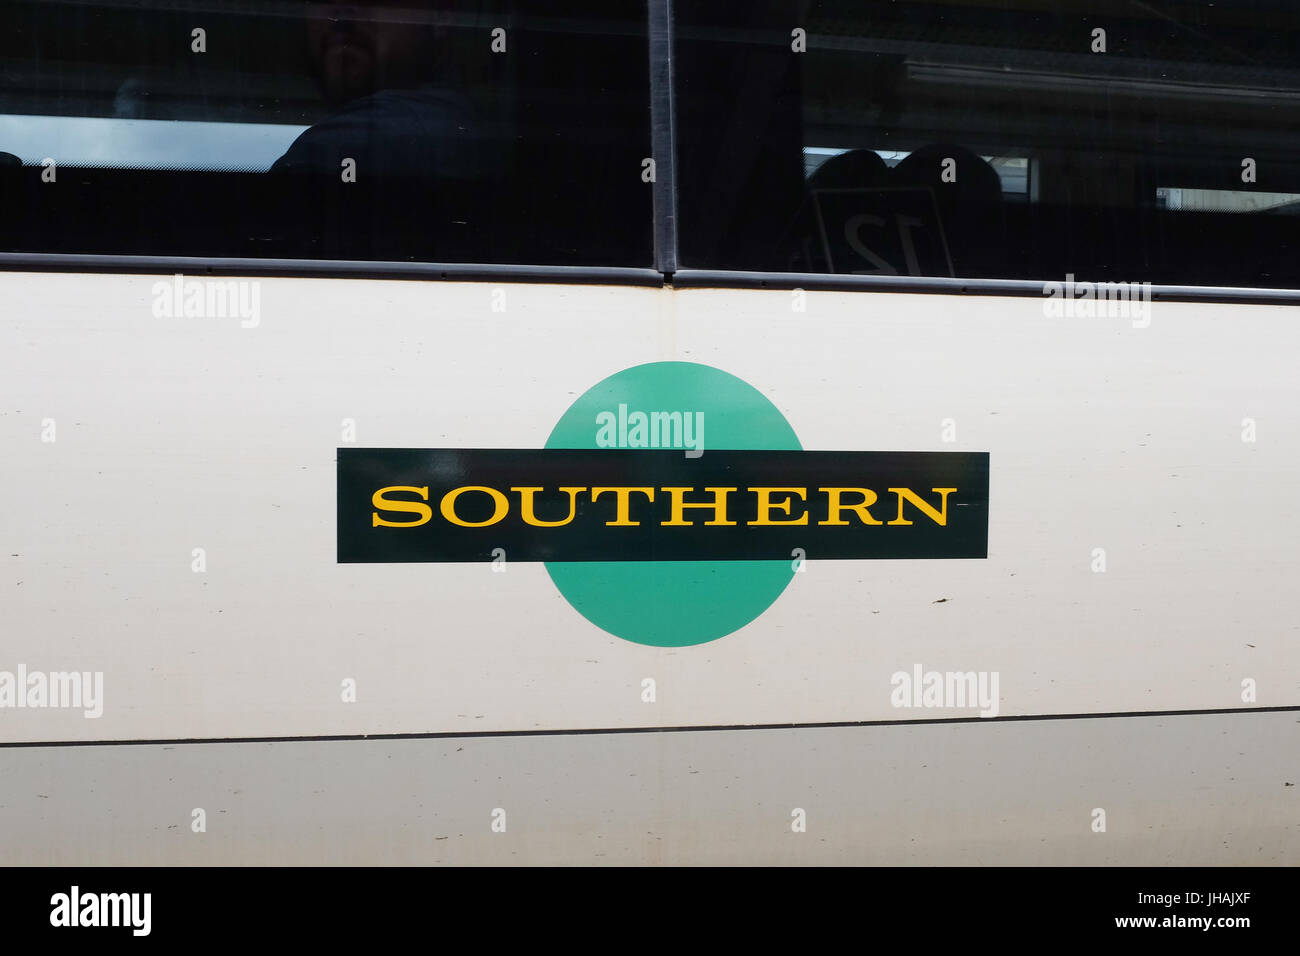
[891,144,1003,211]
[273,1,484,183]
[269,1,496,259]
[807,149,889,191]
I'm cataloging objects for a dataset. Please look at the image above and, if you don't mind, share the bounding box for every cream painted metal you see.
[2,273,1296,743]
[3,712,1296,865]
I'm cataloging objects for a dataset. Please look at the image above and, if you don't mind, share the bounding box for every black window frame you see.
[0,0,1297,305]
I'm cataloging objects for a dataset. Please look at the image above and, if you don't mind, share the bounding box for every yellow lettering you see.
[371,486,432,528]
[749,487,808,526]
[511,486,586,527]
[887,487,956,526]
[590,487,656,526]
[441,485,509,527]
[661,487,737,526]
[818,488,882,526]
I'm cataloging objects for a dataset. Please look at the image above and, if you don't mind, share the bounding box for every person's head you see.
[305,1,442,106]
[808,149,889,190]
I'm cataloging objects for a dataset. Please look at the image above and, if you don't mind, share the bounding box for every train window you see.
[674,0,1300,289]
[0,1,652,267]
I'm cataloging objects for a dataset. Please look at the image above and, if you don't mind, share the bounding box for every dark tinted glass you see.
[0,1,652,266]
[675,0,1300,288]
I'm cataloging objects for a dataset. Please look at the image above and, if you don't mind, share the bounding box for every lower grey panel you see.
[2,711,1296,865]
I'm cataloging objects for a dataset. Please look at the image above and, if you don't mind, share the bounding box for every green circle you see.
[544,362,801,647]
